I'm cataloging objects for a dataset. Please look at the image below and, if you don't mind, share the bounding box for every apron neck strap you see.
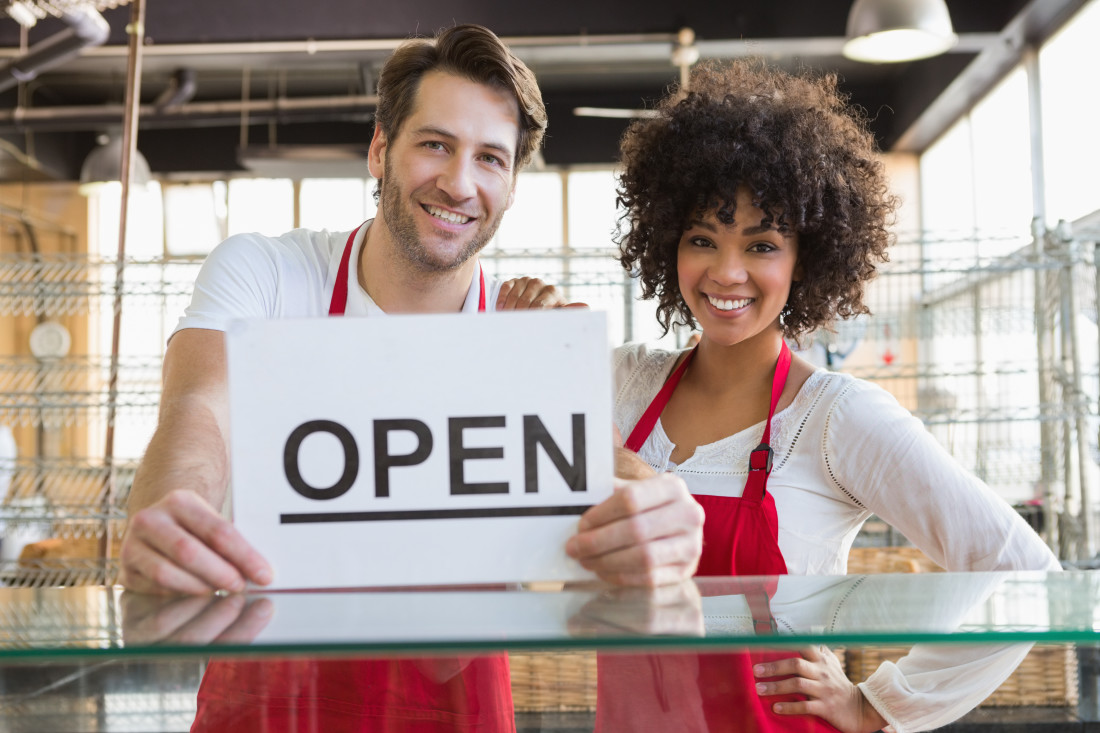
[329,224,486,316]
[745,341,791,501]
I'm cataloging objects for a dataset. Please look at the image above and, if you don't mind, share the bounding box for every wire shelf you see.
[0,559,118,589]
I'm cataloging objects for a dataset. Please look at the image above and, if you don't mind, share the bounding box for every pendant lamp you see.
[843,0,958,63]
[78,133,151,196]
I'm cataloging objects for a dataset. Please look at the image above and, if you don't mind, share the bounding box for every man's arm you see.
[119,329,272,594]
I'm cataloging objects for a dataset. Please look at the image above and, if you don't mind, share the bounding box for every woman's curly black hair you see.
[616,59,898,339]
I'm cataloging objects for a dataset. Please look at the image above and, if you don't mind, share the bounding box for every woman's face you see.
[676,189,800,348]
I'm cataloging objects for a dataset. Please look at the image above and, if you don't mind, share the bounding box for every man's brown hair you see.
[375,24,547,170]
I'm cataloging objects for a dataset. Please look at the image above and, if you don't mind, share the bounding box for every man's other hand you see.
[566,473,703,587]
[119,489,273,594]
[496,277,587,310]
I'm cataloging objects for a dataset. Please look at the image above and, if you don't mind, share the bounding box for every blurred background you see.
[0,0,1098,586]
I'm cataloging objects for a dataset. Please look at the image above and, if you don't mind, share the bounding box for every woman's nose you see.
[708,250,748,286]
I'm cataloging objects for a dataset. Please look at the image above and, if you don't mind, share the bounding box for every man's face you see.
[369,70,519,272]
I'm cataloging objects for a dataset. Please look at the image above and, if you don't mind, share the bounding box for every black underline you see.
[280,505,592,524]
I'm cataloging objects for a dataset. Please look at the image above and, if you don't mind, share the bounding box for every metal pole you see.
[102,0,146,568]
[1024,47,1060,553]
[1061,221,1094,559]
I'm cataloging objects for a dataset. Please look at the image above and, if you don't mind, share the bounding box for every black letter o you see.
[284,420,358,500]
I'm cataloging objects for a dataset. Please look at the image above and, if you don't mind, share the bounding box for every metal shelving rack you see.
[0,245,198,587]
[2,216,1099,585]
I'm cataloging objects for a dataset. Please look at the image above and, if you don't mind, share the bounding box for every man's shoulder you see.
[222,227,349,259]
[206,227,352,275]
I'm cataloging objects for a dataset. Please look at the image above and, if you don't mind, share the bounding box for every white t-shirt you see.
[174,221,503,335]
[613,341,1060,732]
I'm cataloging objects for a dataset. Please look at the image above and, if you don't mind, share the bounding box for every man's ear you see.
[367,125,388,179]
[506,181,516,210]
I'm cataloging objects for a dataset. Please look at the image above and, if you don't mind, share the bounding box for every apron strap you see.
[624,348,695,453]
[328,225,362,316]
[744,341,791,502]
[328,224,487,316]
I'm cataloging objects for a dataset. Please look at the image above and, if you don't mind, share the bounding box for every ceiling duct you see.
[0,4,109,92]
[237,144,372,179]
[152,67,197,111]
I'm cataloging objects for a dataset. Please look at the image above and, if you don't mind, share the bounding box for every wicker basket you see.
[846,546,944,574]
[845,643,1078,707]
[509,651,596,712]
[845,544,1078,707]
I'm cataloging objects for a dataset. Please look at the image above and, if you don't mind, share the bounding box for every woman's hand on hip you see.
[753,646,888,733]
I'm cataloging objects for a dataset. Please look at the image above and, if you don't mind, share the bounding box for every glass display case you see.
[1,570,1098,731]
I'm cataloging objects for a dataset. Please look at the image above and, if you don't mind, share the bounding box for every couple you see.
[121,23,1056,733]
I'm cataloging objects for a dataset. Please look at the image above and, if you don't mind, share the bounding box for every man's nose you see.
[437,155,477,201]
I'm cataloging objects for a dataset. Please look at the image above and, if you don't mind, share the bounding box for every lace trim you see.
[615,345,837,473]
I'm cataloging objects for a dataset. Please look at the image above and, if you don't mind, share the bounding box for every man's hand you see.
[496,277,587,310]
[566,473,703,587]
[119,489,273,595]
[754,646,889,733]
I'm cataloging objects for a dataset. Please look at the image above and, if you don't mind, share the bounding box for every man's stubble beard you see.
[379,156,506,273]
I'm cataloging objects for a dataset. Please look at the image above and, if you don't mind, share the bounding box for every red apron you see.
[193,225,512,732]
[596,341,841,733]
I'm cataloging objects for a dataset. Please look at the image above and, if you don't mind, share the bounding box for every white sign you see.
[226,310,612,590]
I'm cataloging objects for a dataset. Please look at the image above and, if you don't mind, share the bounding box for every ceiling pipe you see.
[152,67,197,111]
[0,94,379,132]
[0,5,109,93]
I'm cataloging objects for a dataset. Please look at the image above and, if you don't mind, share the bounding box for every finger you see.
[129,512,248,592]
[771,700,823,716]
[164,492,273,586]
[575,533,700,574]
[500,277,534,310]
[756,675,820,699]
[753,656,818,680]
[558,301,589,309]
[576,474,692,532]
[502,279,527,309]
[120,538,220,595]
[529,286,565,309]
[214,597,275,644]
[569,492,702,559]
[494,280,514,310]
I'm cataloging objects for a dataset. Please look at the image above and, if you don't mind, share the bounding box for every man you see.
[121,22,701,732]
[120,23,701,598]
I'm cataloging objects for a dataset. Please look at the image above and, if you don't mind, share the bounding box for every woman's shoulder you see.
[613,341,683,381]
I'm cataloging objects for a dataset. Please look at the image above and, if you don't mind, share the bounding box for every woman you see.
[604,59,1059,732]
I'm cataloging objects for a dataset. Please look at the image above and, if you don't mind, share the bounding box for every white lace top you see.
[613,342,1060,732]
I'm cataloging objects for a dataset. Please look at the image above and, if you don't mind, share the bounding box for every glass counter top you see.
[0,570,1097,661]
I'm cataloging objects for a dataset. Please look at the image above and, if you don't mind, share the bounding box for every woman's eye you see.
[689,237,714,248]
[750,242,777,252]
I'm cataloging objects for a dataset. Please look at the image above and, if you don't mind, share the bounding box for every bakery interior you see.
[1,0,1100,730]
